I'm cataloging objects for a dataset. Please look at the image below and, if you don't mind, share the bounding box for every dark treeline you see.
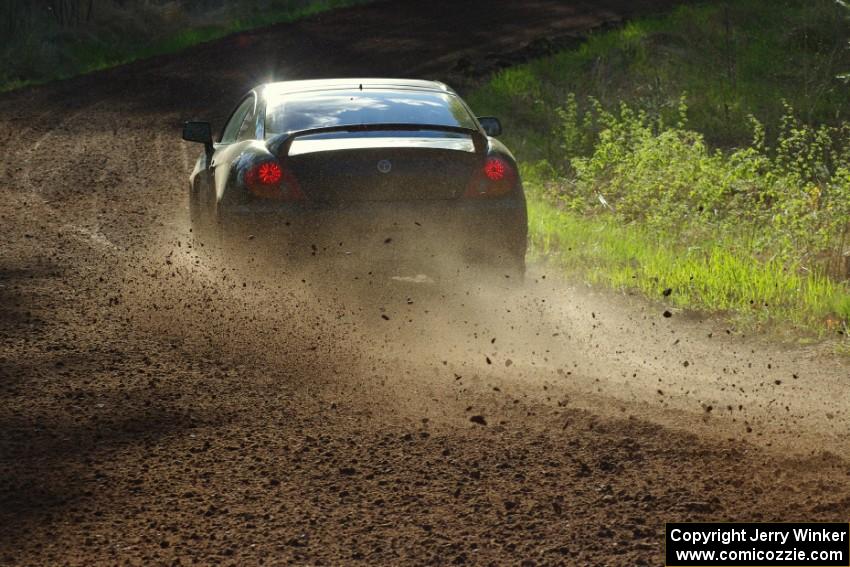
[3,1,94,38]
[0,0,351,89]
[1,0,327,40]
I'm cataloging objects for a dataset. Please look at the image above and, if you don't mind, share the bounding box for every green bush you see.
[552,100,850,277]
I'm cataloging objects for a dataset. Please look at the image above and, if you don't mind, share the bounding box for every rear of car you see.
[203,80,527,276]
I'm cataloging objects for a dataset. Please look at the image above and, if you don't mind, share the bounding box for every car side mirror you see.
[182,121,213,155]
[477,116,502,137]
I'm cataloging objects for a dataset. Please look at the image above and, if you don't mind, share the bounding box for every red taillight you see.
[245,160,304,201]
[255,162,282,184]
[484,158,506,181]
[466,157,516,198]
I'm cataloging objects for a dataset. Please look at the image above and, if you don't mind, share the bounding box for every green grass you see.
[528,187,850,334]
[465,0,850,340]
[0,0,372,93]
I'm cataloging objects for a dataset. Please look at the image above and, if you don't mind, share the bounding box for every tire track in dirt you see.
[3,101,118,251]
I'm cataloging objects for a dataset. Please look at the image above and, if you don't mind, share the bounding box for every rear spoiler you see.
[266,123,488,158]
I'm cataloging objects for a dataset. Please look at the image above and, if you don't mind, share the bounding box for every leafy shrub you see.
[553,99,850,278]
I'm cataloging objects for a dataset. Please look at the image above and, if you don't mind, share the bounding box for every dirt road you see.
[2,1,850,564]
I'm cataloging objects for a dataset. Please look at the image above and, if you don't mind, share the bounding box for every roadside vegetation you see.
[468,0,850,339]
[0,0,370,92]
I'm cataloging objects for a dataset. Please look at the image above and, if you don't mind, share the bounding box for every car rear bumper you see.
[217,198,527,263]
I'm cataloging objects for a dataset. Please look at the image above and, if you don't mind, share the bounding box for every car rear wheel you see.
[190,181,218,248]
[189,183,205,242]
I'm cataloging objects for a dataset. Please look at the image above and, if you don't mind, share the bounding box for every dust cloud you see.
[119,223,850,456]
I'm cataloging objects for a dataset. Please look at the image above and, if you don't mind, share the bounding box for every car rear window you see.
[264,89,478,136]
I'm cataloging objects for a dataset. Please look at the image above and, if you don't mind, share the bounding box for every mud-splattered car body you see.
[183,78,527,277]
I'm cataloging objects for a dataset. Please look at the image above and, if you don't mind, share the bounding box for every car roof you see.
[260,78,455,97]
